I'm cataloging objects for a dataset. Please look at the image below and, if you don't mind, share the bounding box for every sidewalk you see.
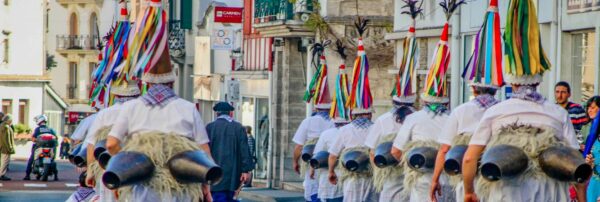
[238,187,304,202]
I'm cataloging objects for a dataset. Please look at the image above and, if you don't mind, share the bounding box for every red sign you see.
[68,112,79,123]
[214,7,243,23]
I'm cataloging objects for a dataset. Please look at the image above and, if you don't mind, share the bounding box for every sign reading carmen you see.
[214,7,243,23]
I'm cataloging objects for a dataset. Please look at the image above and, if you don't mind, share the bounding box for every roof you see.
[44,84,68,110]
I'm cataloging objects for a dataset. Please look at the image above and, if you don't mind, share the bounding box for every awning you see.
[44,84,68,110]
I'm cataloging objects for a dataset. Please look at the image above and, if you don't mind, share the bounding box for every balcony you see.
[56,35,100,55]
[168,20,186,58]
[252,0,314,37]
[567,0,600,13]
[56,0,103,6]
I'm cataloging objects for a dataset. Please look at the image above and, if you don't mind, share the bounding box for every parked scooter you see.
[32,134,58,181]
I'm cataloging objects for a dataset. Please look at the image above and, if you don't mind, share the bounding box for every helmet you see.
[34,114,48,125]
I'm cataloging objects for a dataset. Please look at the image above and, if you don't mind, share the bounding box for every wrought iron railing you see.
[168,20,185,57]
[56,35,100,51]
[567,0,600,13]
[253,0,299,24]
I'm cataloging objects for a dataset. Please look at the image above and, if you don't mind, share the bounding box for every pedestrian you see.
[328,23,378,201]
[205,102,253,201]
[583,96,600,202]
[462,0,585,201]
[60,136,71,159]
[105,17,214,200]
[555,81,589,150]
[293,42,334,202]
[0,114,15,181]
[24,114,57,180]
[244,126,256,187]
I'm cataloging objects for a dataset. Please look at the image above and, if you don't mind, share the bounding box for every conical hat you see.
[111,79,140,97]
[462,0,504,89]
[141,47,176,84]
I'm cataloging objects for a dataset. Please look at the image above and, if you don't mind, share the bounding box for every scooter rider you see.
[24,115,57,180]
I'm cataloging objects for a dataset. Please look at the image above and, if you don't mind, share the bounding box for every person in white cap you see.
[293,41,334,202]
[390,1,463,200]
[462,0,586,201]
[105,1,213,201]
[327,18,378,202]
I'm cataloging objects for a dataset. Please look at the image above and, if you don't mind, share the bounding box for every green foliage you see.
[46,54,57,71]
[14,123,32,134]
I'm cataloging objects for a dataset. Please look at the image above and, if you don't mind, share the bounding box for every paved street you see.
[0,159,77,201]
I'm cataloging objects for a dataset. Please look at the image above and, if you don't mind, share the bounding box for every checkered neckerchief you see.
[351,117,373,129]
[141,84,178,107]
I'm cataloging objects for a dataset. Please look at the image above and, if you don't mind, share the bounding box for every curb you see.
[237,188,304,202]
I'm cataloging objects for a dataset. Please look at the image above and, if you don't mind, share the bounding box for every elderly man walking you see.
[206,102,254,202]
[0,114,14,181]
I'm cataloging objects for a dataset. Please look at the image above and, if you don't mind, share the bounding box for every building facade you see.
[387,0,600,108]
[0,0,67,157]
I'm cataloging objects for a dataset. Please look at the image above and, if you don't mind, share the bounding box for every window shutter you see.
[180,0,192,29]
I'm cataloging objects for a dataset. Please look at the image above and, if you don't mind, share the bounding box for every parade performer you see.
[390,1,463,201]
[84,79,140,202]
[327,17,378,202]
[364,1,420,201]
[293,41,334,202]
[430,1,500,200]
[105,0,214,201]
[462,0,585,201]
[309,40,350,202]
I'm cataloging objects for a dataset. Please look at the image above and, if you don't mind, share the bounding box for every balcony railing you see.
[567,0,600,13]
[254,0,293,23]
[56,35,100,51]
[168,20,185,57]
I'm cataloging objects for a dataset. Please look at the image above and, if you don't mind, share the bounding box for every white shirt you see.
[292,115,334,145]
[470,99,578,148]
[84,103,125,146]
[108,98,210,145]
[314,128,340,153]
[328,123,372,156]
[438,101,486,145]
[365,111,403,149]
[314,127,344,199]
[70,114,97,141]
[393,109,449,150]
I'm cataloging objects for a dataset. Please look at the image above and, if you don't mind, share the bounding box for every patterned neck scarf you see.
[314,111,331,121]
[474,94,500,109]
[141,84,178,107]
[351,117,373,129]
[73,187,95,202]
[217,114,234,122]
[511,85,546,104]
[425,103,448,116]
[113,96,137,104]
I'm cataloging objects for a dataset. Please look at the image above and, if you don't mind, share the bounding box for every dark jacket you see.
[206,118,253,192]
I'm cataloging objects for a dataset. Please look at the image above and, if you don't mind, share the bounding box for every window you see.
[68,62,78,99]
[462,34,475,102]
[90,13,98,48]
[18,99,28,124]
[2,99,12,115]
[69,13,78,36]
[570,32,596,103]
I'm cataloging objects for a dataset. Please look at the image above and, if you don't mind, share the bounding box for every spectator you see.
[0,114,14,181]
[244,126,256,187]
[582,95,600,201]
[555,81,589,148]
[60,137,71,159]
[205,102,253,202]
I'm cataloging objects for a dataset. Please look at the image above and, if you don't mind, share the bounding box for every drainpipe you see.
[595,21,600,95]
[548,0,559,96]
[554,0,563,91]
[450,7,461,108]
[305,43,313,117]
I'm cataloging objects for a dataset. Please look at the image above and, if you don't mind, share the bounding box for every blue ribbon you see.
[583,115,600,157]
